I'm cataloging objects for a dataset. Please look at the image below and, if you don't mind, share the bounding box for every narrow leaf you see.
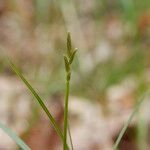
[0,122,30,150]
[113,90,150,150]
[9,61,64,142]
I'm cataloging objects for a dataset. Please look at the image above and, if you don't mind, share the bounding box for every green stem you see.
[64,80,70,150]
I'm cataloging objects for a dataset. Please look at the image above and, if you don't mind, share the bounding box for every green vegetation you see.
[0,122,30,150]
[0,0,150,149]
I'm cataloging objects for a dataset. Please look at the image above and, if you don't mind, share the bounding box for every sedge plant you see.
[7,32,77,150]
[63,32,77,150]
[0,32,148,150]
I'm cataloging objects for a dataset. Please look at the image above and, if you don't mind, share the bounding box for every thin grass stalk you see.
[63,32,77,150]
[0,122,31,150]
[63,81,70,150]
[113,90,150,150]
[68,122,74,150]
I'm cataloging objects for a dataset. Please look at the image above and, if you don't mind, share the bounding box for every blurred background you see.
[0,0,150,149]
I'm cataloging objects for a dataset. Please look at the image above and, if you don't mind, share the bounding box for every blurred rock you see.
[69,97,112,150]
[107,77,137,115]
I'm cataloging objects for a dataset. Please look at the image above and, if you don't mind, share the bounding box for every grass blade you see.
[9,61,66,146]
[0,122,30,150]
[68,122,74,150]
[113,90,150,150]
